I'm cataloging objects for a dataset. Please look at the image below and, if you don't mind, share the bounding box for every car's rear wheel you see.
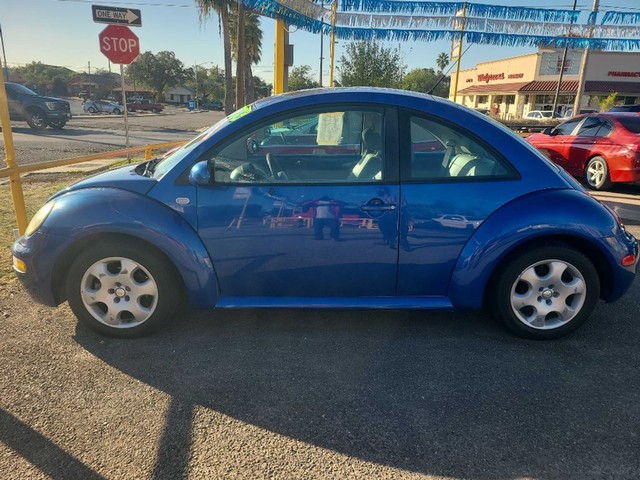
[26,109,48,130]
[492,246,600,339]
[66,242,181,337]
[585,156,612,190]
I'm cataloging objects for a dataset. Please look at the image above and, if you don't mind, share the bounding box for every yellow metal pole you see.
[452,2,467,104]
[329,1,337,87]
[0,58,28,234]
[274,19,286,94]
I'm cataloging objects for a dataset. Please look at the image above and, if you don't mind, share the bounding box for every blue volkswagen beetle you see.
[12,88,638,339]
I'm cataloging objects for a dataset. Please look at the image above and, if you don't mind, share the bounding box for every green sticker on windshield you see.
[227,104,254,122]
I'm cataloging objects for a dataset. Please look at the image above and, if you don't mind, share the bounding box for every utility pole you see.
[236,2,245,108]
[0,23,9,82]
[88,61,91,75]
[319,29,323,87]
[452,2,467,103]
[552,0,578,116]
[574,0,600,114]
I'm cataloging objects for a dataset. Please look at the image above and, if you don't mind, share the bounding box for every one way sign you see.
[92,5,142,27]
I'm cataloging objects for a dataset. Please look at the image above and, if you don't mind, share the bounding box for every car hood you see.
[39,95,69,104]
[525,133,547,143]
[51,164,157,199]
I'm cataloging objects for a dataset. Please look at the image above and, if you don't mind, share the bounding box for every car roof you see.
[252,87,438,111]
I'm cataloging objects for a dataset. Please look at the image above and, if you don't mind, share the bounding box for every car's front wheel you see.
[112,108,122,115]
[66,242,182,337]
[26,109,48,130]
[492,246,600,339]
[585,156,612,190]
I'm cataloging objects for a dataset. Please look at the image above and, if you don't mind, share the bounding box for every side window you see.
[595,120,613,137]
[408,115,511,180]
[576,117,603,136]
[209,108,385,184]
[553,118,581,136]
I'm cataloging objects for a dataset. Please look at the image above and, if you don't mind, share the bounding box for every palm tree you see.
[195,0,234,114]
[436,52,450,73]
[230,11,263,104]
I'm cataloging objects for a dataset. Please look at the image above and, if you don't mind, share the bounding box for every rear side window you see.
[576,117,604,137]
[406,114,513,180]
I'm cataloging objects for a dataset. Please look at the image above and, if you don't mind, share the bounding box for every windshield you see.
[7,83,38,95]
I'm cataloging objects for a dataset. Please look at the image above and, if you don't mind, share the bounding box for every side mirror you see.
[542,126,555,135]
[188,161,212,186]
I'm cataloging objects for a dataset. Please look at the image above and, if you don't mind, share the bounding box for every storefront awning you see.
[457,82,530,94]
[518,81,579,92]
[458,79,640,96]
[585,81,640,94]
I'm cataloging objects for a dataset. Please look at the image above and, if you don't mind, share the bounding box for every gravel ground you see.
[1,226,639,479]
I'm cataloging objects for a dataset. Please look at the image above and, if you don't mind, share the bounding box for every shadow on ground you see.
[75,295,640,480]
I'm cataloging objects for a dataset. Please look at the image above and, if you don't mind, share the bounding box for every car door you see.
[396,110,523,296]
[535,118,584,170]
[193,106,400,299]
[564,116,606,175]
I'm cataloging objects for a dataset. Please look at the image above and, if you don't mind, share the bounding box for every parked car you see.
[128,99,164,113]
[82,100,124,115]
[12,88,638,340]
[4,82,72,130]
[200,100,223,111]
[525,110,563,120]
[609,104,640,113]
[526,113,640,190]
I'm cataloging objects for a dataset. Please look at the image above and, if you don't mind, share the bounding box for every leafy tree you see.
[125,51,187,100]
[401,68,450,98]
[230,11,263,104]
[338,41,403,88]
[11,62,75,95]
[288,65,320,91]
[599,92,618,112]
[196,0,234,114]
[253,76,272,99]
[436,52,450,73]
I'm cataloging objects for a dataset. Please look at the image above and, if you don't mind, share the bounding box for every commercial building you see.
[450,48,640,118]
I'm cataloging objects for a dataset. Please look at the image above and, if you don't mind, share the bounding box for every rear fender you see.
[448,189,623,309]
[43,188,218,307]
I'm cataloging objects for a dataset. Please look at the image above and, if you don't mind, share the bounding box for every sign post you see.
[98,24,140,152]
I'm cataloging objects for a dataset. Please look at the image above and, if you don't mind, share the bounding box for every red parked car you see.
[527,113,640,190]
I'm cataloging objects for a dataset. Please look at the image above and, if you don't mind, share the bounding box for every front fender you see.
[448,188,631,309]
[40,188,218,308]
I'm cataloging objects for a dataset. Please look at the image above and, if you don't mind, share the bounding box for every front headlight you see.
[25,201,55,237]
[44,102,57,110]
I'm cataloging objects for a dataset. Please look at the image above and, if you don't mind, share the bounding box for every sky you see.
[1,0,639,86]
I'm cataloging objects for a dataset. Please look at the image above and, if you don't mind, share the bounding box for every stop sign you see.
[99,25,140,64]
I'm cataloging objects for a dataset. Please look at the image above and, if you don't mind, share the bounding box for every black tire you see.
[584,156,612,191]
[492,245,600,339]
[66,242,182,337]
[88,106,97,114]
[48,120,66,129]
[151,108,159,113]
[112,108,122,115]
[26,109,48,130]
